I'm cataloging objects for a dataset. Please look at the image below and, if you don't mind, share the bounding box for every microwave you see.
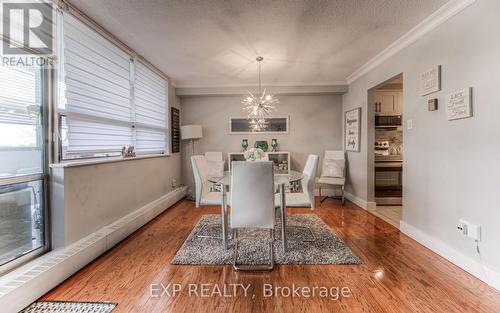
[375,115,402,127]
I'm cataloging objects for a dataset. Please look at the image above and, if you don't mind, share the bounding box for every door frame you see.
[366,73,404,205]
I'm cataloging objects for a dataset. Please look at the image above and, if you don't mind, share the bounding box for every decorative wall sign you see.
[420,65,441,96]
[446,87,472,121]
[170,107,180,153]
[345,108,361,152]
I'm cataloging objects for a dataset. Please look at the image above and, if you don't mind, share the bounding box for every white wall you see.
[343,0,500,288]
[180,94,343,194]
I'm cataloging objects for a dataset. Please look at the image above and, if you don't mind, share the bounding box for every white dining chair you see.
[276,154,319,209]
[274,154,319,243]
[316,150,346,205]
[191,155,229,242]
[204,152,224,191]
[191,155,226,207]
[230,161,275,271]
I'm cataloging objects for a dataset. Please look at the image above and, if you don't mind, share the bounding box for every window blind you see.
[134,62,168,154]
[0,67,40,126]
[62,14,132,155]
[60,13,169,159]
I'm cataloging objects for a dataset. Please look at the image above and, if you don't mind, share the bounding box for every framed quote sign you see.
[446,87,473,121]
[345,108,361,152]
[420,65,441,96]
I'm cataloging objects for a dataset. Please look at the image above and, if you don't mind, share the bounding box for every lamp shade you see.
[181,125,203,140]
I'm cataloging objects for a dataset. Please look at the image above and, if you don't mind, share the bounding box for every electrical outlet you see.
[457,221,467,236]
[407,119,413,130]
[458,220,481,241]
[172,179,177,189]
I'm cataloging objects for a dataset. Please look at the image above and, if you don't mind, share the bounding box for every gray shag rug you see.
[21,301,116,313]
[171,214,361,265]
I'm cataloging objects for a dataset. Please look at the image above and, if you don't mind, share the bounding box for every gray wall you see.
[50,82,183,247]
[180,94,343,194]
[343,0,500,282]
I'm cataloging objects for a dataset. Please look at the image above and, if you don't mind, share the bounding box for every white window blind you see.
[62,14,132,156]
[0,67,41,126]
[134,62,168,154]
[0,66,42,150]
[60,14,169,159]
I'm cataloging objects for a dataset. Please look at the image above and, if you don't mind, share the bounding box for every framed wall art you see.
[345,108,361,152]
[420,65,441,96]
[228,116,289,134]
[446,87,473,121]
[170,107,180,153]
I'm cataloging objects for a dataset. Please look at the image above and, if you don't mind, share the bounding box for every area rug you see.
[21,301,116,313]
[171,214,361,265]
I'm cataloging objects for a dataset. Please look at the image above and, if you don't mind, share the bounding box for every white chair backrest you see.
[324,150,345,161]
[302,154,319,207]
[205,152,223,162]
[191,155,210,207]
[230,161,275,229]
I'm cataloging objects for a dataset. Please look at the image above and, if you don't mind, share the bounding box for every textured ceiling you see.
[69,0,448,87]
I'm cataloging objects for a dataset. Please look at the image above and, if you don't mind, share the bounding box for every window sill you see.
[49,153,171,169]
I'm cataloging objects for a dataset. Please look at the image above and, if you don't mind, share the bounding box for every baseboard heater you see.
[0,186,187,313]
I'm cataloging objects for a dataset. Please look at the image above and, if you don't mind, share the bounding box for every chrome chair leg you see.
[233,229,274,272]
[319,185,345,205]
[342,185,345,205]
[276,207,316,243]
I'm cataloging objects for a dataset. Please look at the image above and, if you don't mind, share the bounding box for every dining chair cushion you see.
[207,160,224,178]
[316,176,345,186]
[321,159,345,178]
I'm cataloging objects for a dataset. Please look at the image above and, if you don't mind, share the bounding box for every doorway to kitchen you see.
[369,74,403,228]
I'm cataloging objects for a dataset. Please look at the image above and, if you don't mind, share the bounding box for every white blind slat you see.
[136,127,166,153]
[66,119,131,152]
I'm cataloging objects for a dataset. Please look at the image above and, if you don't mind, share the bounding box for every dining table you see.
[208,170,304,253]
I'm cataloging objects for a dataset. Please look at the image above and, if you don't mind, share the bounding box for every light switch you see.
[407,119,413,130]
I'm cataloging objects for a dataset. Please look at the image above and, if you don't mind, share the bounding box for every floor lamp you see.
[181,125,203,200]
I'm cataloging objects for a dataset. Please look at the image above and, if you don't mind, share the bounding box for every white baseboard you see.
[400,221,500,292]
[343,191,377,210]
[0,187,187,313]
[316,189,376,210]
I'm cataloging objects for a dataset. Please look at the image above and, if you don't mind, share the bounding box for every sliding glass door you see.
[0,66,48,271]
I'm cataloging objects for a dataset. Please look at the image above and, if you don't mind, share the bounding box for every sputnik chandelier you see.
[242,56,278,131]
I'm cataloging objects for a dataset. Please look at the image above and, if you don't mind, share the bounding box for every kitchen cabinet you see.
[374,90,403,115]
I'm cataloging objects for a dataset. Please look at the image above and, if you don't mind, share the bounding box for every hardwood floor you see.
[42,199,500,312]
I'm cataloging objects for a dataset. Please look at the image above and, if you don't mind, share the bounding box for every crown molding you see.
[173,80,347,89]
[176,84,348,97]
[346,0,477,84]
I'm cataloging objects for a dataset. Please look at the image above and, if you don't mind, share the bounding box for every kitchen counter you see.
[375,161,403,168]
